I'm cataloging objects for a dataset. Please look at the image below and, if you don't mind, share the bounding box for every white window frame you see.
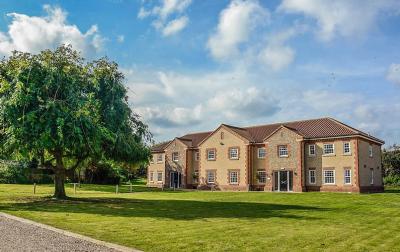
[193,171,199,183]
[157,154,163,163]
[309,144,316,156]
[195,151,200,161]
[207,170,215,184]
[323,143,335,155]
[344,169,351,184]
[157,172,163,182]
[229,148,239,160]
[258,148,266,159]
[278,145,288,157]
[229,171,239,184]
[309,169,316,184]
[370,169,374,185]
[149,172,154,182]
[343,142,351,155]
[172,152,179,162]
[257,170,266,184]
[207,149,216,160]
[323,170,335,185]
[369,145,373,157]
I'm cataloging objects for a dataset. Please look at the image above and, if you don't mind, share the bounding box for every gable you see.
[264,126,304,143]
[164,138,188,152]
[198,125,250,147]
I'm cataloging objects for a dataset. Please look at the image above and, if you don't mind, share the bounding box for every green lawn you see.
[0,184,399,252]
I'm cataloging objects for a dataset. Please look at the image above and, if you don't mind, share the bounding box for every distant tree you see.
[0,45,151,198]
[382,145,400,176]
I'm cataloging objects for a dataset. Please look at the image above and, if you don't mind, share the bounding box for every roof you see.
[150,141,172,152]
[151,117,384,152]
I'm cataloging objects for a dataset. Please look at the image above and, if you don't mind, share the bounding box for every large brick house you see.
[147,118,384,192]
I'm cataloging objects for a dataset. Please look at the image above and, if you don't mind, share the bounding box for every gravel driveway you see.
[0,213,139,252]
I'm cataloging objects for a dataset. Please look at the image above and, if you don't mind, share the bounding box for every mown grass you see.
[0,183,399,252]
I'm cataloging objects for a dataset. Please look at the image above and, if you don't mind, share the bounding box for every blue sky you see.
[1,0,400,145]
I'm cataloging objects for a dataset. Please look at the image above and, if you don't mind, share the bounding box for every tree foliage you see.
[382,144,400,177]
[0,45,151,198]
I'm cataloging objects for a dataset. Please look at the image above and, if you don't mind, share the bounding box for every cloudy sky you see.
[1,0,400,145]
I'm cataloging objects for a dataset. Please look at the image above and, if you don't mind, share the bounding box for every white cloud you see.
[387,63,400,85]
[162,16,189,36]
[136,104,202,128]
[258,27,305,71]
[117,35,125,43]
[207,87,280,120]
[0,5,103,57]
[137,0,192,36]
[279,0,400,41]
[207,0,269,60]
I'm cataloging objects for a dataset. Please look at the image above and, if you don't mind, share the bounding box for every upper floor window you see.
[229,147,239,160]
[344,169,351,184]
[309,169,316,184]
[195,151,200,161]
[229,171,239,184]
[369,145,373,157]
[172,152,179,162]
[207,170,215,184]
[258,148,266,159]
[343,142,351,155]
[157,172,163,182]
[207,149,216,160]
[309,144,316,156]
[257,170,266,184]
[323,143,335,155]
[323,170,335,184]
[278,145,288,157]
[157,154,163,163]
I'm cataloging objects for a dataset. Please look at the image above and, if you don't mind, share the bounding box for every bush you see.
[383,175,400,186]
[0,161,30,184]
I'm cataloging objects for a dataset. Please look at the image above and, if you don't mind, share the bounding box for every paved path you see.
[0,213,140,252]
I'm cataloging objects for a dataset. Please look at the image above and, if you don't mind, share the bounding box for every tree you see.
[382,145,400,177]
[0,45,151,198]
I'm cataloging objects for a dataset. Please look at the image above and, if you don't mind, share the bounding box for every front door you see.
[274,171,293,192]
[170,172,181,188]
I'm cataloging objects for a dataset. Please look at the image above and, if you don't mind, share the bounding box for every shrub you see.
[383,175,400,186]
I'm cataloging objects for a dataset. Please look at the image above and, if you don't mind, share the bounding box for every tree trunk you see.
[53,151,67,199]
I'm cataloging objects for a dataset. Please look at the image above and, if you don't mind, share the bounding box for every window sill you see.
[322,184,336,186]
[229,158,239,160]
[207,159,216,161]
[279,155,289,158]
[343,153,352,156]
[308,155,316,158]
[257,157,266,159]
[322,154,335,157]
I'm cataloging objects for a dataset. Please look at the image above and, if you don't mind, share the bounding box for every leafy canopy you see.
[0,45,151,169]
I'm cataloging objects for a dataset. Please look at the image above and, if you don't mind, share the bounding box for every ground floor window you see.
[323,170,335,184]
[229,171,239,184]
[193,171,199,184]
[257,171,266,184]
[149,172,154,182]
[344,169,351,184]
[370,168,374,185]
[207,170,215,184]
[309,169,316,184]
[157,172,163,182]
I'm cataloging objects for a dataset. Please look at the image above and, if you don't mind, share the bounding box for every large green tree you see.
[0,45,151,198]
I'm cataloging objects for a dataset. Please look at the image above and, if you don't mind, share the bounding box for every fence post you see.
[116,184,119,194]
[33,183,36,195]
[73,183,77,195]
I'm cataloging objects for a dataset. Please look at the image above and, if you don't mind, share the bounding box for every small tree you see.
[0,45,151,198]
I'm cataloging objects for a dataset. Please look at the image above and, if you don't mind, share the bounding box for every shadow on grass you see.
[0,196,329,221]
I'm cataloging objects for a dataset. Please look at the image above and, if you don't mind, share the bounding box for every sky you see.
[1,0,400,146]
